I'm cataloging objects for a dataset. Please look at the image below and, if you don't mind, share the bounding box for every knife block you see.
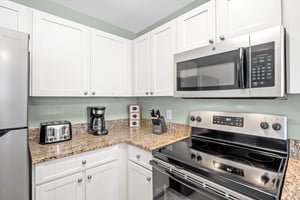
[151,117,168,134]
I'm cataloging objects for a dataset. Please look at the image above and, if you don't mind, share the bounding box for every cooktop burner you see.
[246,152,275,163]
[218,155,253,166]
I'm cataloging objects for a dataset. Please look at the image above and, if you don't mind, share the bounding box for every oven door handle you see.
[150,160,225,200]
[237,47,245,89]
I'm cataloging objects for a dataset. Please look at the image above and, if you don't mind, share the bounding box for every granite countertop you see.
[281,158,300,200]
[27,120,300,200]
[28,124,190,164]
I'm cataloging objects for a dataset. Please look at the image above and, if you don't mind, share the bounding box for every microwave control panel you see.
[251,42,275,88]
[213,115,244,127]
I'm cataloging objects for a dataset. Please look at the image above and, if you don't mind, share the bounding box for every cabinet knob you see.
[145,92,149,95]
[209,39,214,44]
[219,35,225,41]
[92,92,96,95]
[147,177,152,181]
[136,154,141,159]
[150,91,154,95]
[82,160,87,165]
[84,91,88,95]
[87,175,92,180]
[78,178,83,183]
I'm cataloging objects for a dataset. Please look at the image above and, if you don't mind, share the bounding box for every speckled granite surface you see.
[281,158,300,200]
[28,119,190,164]
[28,119,300,199]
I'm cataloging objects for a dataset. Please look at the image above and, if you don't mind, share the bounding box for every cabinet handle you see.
[136,154,141,159]
[78,178,83,183]
[219,35,225,41]
[150,91,154,95]
[87,175,92,180]
[84,91,88,95]
[92,92,96,95]
[145,92,149,95]
[147,177,152,181]
[209,39,214,44]
[82,160,87,165]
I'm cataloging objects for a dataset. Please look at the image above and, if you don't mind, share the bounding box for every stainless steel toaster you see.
[39,120,72,144]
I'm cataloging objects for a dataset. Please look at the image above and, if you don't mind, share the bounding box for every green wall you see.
[29,97,137,128]
[11,0,209,39]
[11,0,136,39]
[137,95,300,140]
[136,0,209,37]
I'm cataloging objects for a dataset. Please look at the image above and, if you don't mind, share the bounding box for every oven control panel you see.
[213,115,244,127]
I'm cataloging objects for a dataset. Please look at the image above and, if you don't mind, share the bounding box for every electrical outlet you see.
[166,109,172,121]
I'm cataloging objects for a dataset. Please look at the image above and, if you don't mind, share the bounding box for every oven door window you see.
[153,166,225,200]
[177,49,241,91]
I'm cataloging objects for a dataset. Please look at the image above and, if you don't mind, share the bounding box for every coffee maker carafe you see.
[88,106,108,135]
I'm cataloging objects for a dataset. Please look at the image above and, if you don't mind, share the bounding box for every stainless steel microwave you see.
[174,26,285,98]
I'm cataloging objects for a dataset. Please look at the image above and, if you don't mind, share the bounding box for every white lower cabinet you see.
[33,144,153,200]
[33,146,119,200]
[86,161,118,200]
[35,172,85,200]
[127,145,153,200]
[128,161,152,200]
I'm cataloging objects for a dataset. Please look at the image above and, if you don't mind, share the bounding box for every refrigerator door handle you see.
[0,130,9,138]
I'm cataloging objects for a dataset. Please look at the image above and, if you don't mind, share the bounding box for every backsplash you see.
[137,95,300,140]
[28,97,137,128]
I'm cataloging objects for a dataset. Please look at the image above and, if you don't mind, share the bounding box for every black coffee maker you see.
[87,106,108,135]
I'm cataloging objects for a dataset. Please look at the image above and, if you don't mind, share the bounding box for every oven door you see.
[151,160,226,200]
[174,35,250,98]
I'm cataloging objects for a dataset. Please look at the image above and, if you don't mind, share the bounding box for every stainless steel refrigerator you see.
[0,27,29,200]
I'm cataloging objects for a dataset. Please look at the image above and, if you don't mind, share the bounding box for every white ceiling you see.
[51,0,195,33]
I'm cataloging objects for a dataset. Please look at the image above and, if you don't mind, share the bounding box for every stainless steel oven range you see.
[151,111,288,200]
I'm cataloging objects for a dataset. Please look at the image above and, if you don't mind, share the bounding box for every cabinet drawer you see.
[128,145,152,170]
[35,145,118,185]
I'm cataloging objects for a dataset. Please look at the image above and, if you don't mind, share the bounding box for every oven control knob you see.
[197,155,202,161]
[190,116,196,122]
[260,122,269,129]
[191,154,196,160]
[272,123,282,131]
[196,116,202,123]
[261,175,270,185]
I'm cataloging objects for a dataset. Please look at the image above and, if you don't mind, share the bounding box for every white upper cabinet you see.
[133,33,151,96]
[31,10,90,96]
[0,0,28,32]
[133,21,176,96]
[91,29,132,96]
[216,0,282,42]
[177,0,216,52]
[150,21,176,96]
[283,0,300,93]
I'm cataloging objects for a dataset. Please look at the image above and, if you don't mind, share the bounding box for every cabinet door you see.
[150,21,176,96]
[36,172,84,200]
[216,0,282,41]
[91,29,132,96]
[128,161,152,200]
[31,10,90,96]
[86,161,119,200]
[284,0,300,93]
[177,0,216,52]
[0,0,28,32]
[133,33,151,96]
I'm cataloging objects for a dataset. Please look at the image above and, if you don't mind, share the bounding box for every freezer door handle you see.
[0,130,9,138]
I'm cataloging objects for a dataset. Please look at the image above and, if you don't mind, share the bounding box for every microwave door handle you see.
[238,47,245,89]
